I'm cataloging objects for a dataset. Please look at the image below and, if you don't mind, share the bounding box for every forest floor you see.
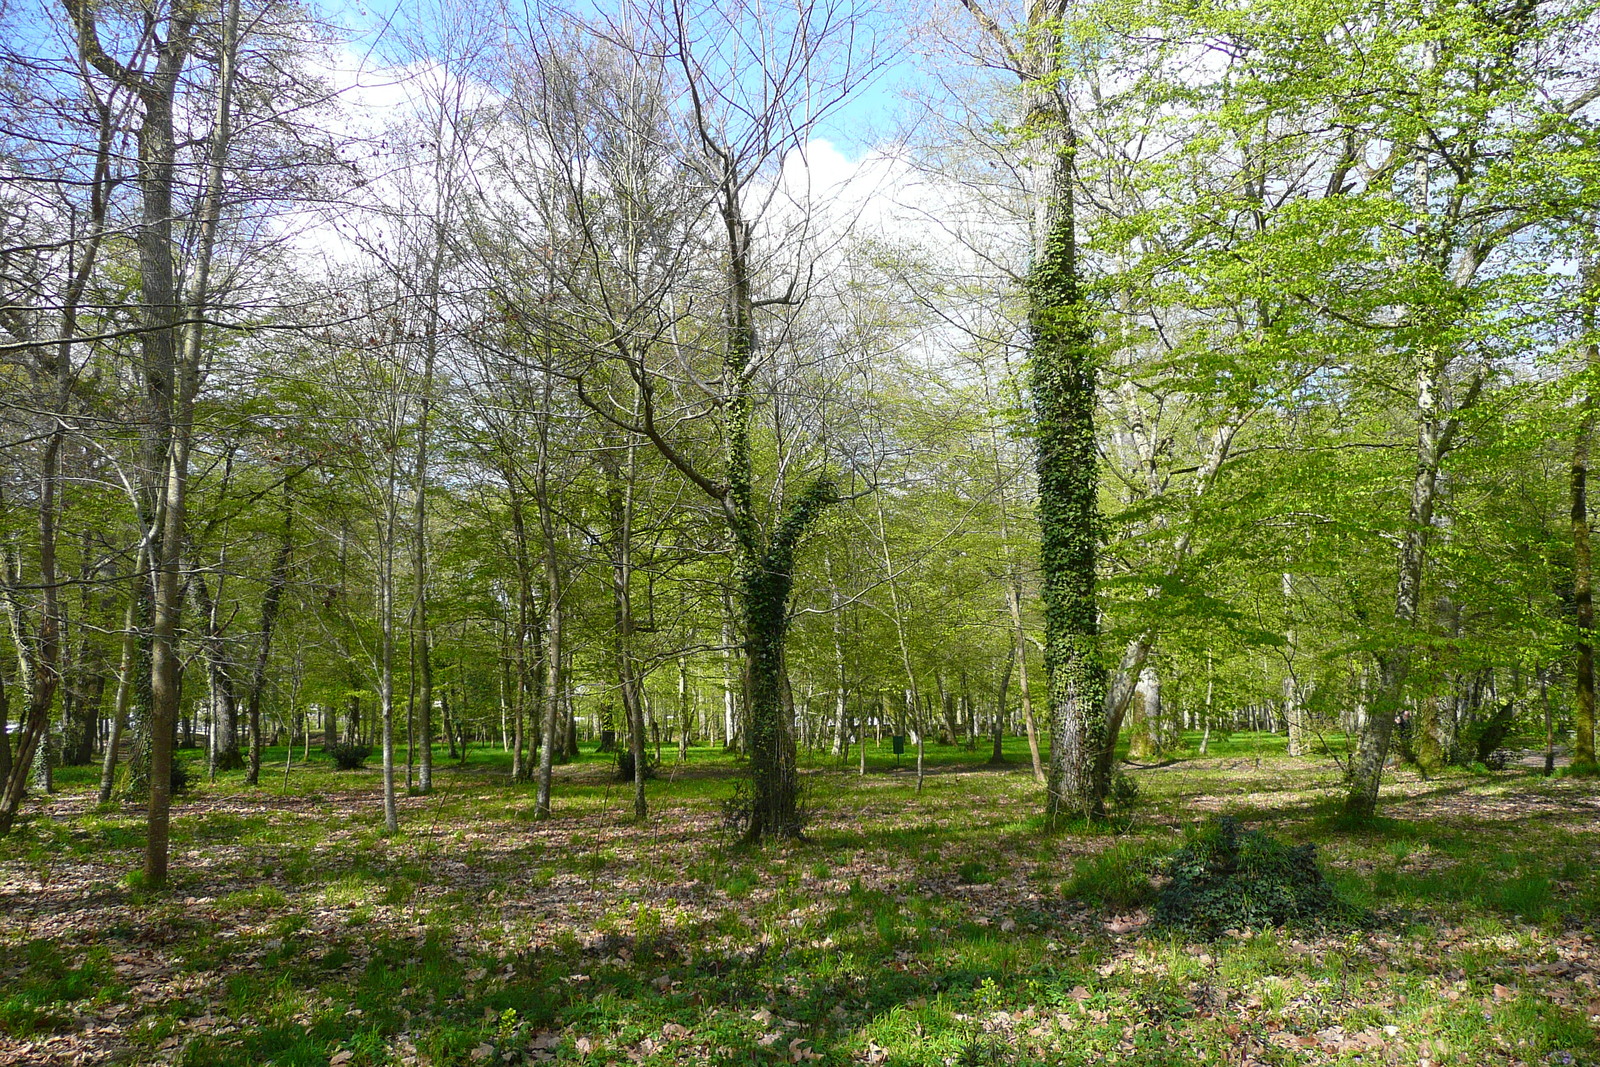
[1,732,1598,1066]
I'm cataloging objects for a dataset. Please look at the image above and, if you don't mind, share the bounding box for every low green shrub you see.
[1107,771,1140,810]
[322,742,371,770]
[1154,816,1367,937]
[614,749,656,783]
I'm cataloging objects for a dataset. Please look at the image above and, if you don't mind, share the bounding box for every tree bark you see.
[960,0,1106,823]
[191,574,242,774]
[378,456,400,834]
[243,502,293,785]
[411,327,437,794]
[70,0,240,881]
[827,553,849,761]
[600,435,647,819]
[1573,278,1599,775]
[1344,352,1469,818]
[992,644,1013,765]
[533,353,564,819]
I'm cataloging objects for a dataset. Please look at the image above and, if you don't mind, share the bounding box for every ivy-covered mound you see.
[1154,817,1368,937]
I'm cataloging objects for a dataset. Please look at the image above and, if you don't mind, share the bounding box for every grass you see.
[1,732,1597,1065]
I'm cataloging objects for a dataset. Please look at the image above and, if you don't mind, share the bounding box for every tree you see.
[63,0,248,879]
[481,0,874,839]
[1572,262,1599,776]
[958,0,1108,818]
[0,17,124,834]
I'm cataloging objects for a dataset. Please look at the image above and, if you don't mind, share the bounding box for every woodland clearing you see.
[1,733,1597,1067]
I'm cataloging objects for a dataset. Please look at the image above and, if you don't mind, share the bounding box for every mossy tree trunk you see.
[1026,67,1108,823]
[1573,270,1598,776]
[962,0,1109,821]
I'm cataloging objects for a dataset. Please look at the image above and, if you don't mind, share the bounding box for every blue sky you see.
[320,0,923,161]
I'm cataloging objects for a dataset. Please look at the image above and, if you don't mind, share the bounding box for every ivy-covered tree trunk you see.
[739,478,838,841]
[1031,120,1108,823]
[961,0,1108,821]
[1573,278,1599,776]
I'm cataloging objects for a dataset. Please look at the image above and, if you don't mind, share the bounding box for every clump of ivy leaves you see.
[1153,816,1372,938]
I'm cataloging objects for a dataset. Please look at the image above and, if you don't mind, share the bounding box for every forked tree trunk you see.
[1345,355,1465,818]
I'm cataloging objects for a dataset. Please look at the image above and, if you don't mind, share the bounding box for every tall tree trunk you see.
[721,602,738,751]
[0,653,11,792]
[378,459,400,834]
[738,480,837,841]
[70,0,238,881]
[600,437,647,818]
[1344,352,1474,818]
[243,503,293,785]
[534,570,562,818]
[873,493,922,762]
[677,657,691,762]
[0,61,117,821]
[509,493,533,783]
[412,335,436,794]
[961,0,1108,821]
[191,574,242,773]
[828,552,849,761]
[533,354,564,819]
[992,644,1013,765]
[1282,573,1306,757]
[1005,586,1045,783]
[1573,279,1599,775]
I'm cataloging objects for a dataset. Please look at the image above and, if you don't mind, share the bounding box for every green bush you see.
[1153,817,1367,937]
[322,742,371,770]
[614,749,656,783]
[1108,771,1140,811]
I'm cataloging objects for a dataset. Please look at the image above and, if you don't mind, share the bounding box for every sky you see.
[290,0,970,281]
[318,0,929,159]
